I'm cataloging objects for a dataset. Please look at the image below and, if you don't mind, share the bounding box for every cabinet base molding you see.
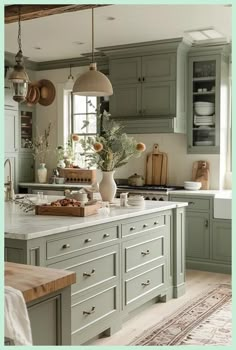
[173,283,186,298]
[186,260,231,274]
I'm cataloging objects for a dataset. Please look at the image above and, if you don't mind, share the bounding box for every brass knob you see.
[84,238,92,243]
[62,243,70,249]
[141,249,150,256]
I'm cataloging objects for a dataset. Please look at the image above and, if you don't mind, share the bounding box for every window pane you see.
[87,97,97,113]
[73,95,87,113]
[73,114,97,134]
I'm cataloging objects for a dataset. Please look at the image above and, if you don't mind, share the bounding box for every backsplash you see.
[114,133,220,189]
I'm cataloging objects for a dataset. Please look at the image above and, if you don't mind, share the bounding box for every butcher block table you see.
[5,262,76,345]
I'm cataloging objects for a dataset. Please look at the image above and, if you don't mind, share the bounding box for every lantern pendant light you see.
[73,7,113,96]
[9,6,30,103]
[65,64,74,90]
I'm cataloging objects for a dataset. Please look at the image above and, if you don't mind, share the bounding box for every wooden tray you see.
[35,203,100,217]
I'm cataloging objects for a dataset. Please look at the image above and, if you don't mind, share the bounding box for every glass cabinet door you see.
[20,110,33,149]
[192,59,216,148]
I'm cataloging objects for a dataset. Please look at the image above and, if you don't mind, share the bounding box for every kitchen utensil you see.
[146,144,168,185]
[194,101,215,116]
[128,173,145,186]
[192,161,210,190]
[184,181,202,190]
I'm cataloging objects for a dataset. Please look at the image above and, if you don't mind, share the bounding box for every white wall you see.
[34,67,221,189]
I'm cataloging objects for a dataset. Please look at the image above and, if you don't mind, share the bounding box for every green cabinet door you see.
[110,84,141,117]
[212,220,231,263]
[110,57,141,84]
[5,109,19,153]
[186,212,210,260]
[142,53,176,82]
[142,81,176,116]
[18,153,35,182]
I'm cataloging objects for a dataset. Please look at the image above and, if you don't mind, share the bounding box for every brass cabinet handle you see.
[141,249,150,256]
[84,238,92,243]
[83,269,95,277]
[83,306,95,315]
[154,221,159,225]
[142,77,145,82]
[143,224,148,228]
[138,77,141,82]
[103,233,110,238]
[141,280,150,286]
[130,226,136,231]
[189,201,195,205]
[205,219,209,228]
[62,243,70,249]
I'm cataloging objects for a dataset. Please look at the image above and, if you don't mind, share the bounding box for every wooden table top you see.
[5,262,76,303]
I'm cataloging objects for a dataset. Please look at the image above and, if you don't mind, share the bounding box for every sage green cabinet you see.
[18,153,35,182]
[5,109,19,153]
[111,84,141,117]
[187,44,230,154]
[212,220,231,263]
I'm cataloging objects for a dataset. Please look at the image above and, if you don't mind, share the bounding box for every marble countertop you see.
[170,189,232,197]
[5,199,187,240]
[18,182,90,189]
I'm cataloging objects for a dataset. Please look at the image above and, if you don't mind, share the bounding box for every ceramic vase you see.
[57,159,66,168]
[38,163,47,183]
[99,171,117,203]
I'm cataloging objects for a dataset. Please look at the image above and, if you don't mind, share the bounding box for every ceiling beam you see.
[5,4,109,24]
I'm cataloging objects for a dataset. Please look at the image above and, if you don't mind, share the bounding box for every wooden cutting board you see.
[192,160,210,190]
[146,144,168,185]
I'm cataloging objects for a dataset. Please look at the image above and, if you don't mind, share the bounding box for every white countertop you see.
[170,189,232,198]
[5,199,187,240]
[18,182,90,189]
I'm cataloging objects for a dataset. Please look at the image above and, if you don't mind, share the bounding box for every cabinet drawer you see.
[170,196,210,211]
[48,245,119,296]
[125,264,165,305]
[122,214,165,237]
[71,286,117,334]
[124,231,165,273]
[46,226,118,260]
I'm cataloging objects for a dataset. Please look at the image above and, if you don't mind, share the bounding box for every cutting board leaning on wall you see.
[146,144,168,186]
[192,160,210,190]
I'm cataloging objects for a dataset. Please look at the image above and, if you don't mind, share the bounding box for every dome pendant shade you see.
[73,63,113,97]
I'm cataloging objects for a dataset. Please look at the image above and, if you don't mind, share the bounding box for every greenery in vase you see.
[25,123,51,164]
[80,111,146,171]
[56,134,80,164]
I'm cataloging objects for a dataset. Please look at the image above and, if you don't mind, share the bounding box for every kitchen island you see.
[5,199,187,345]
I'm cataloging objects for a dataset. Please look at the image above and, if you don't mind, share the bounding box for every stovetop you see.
[117,185,184,192]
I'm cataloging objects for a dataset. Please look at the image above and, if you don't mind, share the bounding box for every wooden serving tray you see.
[35,203,100,217]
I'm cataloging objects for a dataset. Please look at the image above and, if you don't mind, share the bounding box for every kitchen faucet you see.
[4,158,15,201]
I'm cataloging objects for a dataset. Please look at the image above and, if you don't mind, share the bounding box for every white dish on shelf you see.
[194,141,214,146]
[184,181,202,190]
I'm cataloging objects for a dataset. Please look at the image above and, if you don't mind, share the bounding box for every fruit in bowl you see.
[184,181,202,190]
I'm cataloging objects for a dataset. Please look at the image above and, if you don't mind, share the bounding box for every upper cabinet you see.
[101,39,190,133]
[187,44,230,154]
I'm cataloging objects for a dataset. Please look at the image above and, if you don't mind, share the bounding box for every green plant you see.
[80,111,146,171]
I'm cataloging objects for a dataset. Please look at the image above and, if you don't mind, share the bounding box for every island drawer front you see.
[71,285,117,334]
[170,196,210,211]
[124,229,165,273]
[121,214,165,237]
[125,264,165,305]
[48,245,119,296]
[46,226,118,260]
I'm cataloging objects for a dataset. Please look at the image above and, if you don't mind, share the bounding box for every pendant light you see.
[65,64,74,90]
[9,6,30,102]
[73,8,113,96]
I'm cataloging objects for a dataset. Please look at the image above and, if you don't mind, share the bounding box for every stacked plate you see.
[127,195,145,207]
[194,114,215,126]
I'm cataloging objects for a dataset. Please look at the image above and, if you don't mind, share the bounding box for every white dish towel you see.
[5,286,32,345]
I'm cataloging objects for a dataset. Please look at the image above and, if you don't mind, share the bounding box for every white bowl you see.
[194,102,215,116]
[184,181,202,190]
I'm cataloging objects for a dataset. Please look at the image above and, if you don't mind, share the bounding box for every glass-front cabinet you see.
[188,55,220,154]
[187,45,230,154]
[20,109,33,149]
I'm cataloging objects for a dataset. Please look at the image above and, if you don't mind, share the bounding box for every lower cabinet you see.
[212,220,231,263]
[5,209,186,345]
[18,153,35,183]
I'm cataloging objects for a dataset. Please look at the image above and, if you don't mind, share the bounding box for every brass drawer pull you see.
[143,224,148,228]
[83,306,95,315]
[130,226,136,231]
[103,233,110,238]
[62,243,70,249]
[83,269,95,277]
[84,238,92,243]
[205,219,209,228]
[189,201,195,205]
[141,249,150,256]
[141,280,150,286]
[154,221,159,225]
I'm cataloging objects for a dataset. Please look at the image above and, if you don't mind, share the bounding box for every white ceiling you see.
[4,4,232,62]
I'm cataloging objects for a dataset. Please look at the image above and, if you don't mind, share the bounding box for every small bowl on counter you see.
[127,195,145,207]
[55,177,66,184]
[184,181,202,190]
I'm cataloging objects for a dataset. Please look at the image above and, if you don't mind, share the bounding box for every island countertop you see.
[5,262,76,303]
[5,199,187,240]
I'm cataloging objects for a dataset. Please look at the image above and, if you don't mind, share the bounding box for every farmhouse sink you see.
[214,191,232,219]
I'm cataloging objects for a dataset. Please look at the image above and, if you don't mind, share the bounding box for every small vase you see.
[99,171,117,203]
[38,163,47,183]
[57,160,66,168]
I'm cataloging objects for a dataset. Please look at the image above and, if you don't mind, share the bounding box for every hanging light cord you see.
[17,6,22,52]
[92,7,94,63]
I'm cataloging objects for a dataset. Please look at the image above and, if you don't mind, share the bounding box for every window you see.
[71,94,97,167]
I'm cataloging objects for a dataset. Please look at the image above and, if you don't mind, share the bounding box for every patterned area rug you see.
[130,284,232,346]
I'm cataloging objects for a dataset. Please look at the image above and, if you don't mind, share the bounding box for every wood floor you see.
[90,269,231,346]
